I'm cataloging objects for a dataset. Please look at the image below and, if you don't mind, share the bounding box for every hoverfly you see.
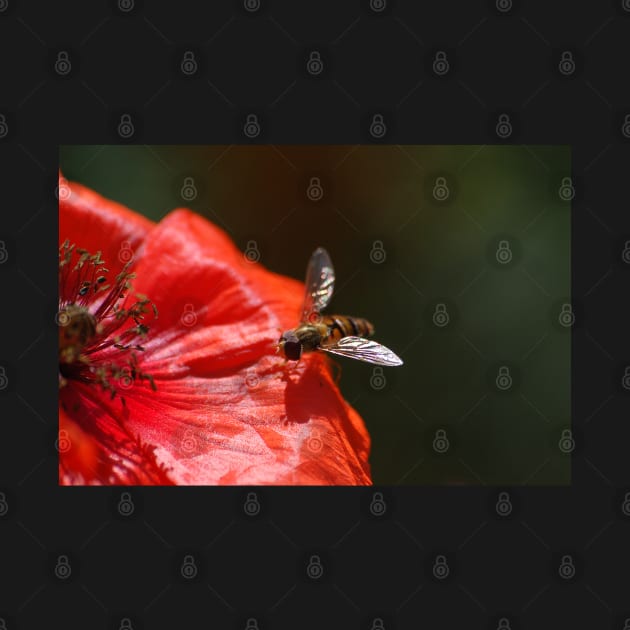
[277,247,403,366]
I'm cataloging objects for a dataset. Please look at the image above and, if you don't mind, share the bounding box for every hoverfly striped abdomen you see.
[323,315,374,344]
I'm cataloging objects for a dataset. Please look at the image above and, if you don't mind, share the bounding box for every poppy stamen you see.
[58,240,157,399]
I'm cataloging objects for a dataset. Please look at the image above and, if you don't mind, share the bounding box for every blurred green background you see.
[60,145,571,485]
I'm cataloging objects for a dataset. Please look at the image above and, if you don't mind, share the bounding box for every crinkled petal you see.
[118,355,371,485]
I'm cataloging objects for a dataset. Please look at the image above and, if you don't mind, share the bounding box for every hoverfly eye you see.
[284,340,302,361]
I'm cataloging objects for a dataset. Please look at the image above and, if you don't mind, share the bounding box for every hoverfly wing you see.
[301,247,335,323]
[320,336,404,366]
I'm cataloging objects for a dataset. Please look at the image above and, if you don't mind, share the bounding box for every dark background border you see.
[1,1,629,628]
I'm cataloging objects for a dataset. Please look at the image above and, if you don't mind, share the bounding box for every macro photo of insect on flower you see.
[59,145,570,486]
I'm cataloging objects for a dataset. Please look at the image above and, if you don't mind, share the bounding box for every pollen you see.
[58,240,157,398]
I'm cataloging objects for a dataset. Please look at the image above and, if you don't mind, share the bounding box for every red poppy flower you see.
[58,172,372,485]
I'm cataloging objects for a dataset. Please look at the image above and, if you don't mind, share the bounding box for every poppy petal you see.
[125,209,371,484]
[119,355,371,485]
[59,384,174,485]
[58,171,154,277]
[59,184,373,485]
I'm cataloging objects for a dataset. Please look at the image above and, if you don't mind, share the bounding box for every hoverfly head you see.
[277,330,302,361]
